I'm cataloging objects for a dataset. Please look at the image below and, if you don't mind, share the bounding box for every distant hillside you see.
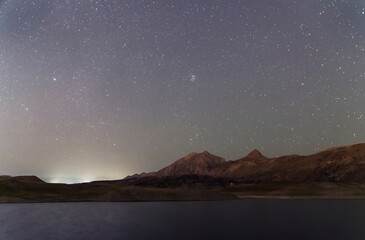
[3,143,365,203]
[131,143,365,183]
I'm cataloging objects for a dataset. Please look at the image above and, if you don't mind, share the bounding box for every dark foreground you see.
[2,175,365,202]
[1,200,365,240]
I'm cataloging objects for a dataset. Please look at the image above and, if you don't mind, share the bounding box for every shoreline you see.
[3,195,365,204]
[3,176,365,203]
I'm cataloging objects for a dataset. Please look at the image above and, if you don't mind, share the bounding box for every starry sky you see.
[0,0,364,183]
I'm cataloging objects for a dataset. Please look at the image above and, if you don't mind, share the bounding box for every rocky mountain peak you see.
[246,149,266,159]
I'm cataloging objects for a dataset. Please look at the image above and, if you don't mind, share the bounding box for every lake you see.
[0,200,365,240]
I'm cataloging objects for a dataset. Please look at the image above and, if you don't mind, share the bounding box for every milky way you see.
[0,0,364,183]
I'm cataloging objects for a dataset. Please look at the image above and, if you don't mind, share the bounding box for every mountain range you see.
[128,143,365,183]
[2,143,365,203]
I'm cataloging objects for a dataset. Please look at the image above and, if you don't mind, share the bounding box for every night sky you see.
[0,0,364,183]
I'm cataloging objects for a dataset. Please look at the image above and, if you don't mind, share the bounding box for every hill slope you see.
[140,143,365,183]
[153,151,226,177]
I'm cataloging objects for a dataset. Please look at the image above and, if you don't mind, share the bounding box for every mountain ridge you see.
[128,143,365,183]
[2,143,365,203]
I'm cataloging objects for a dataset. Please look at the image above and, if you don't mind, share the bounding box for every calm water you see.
[1,200,365,240]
